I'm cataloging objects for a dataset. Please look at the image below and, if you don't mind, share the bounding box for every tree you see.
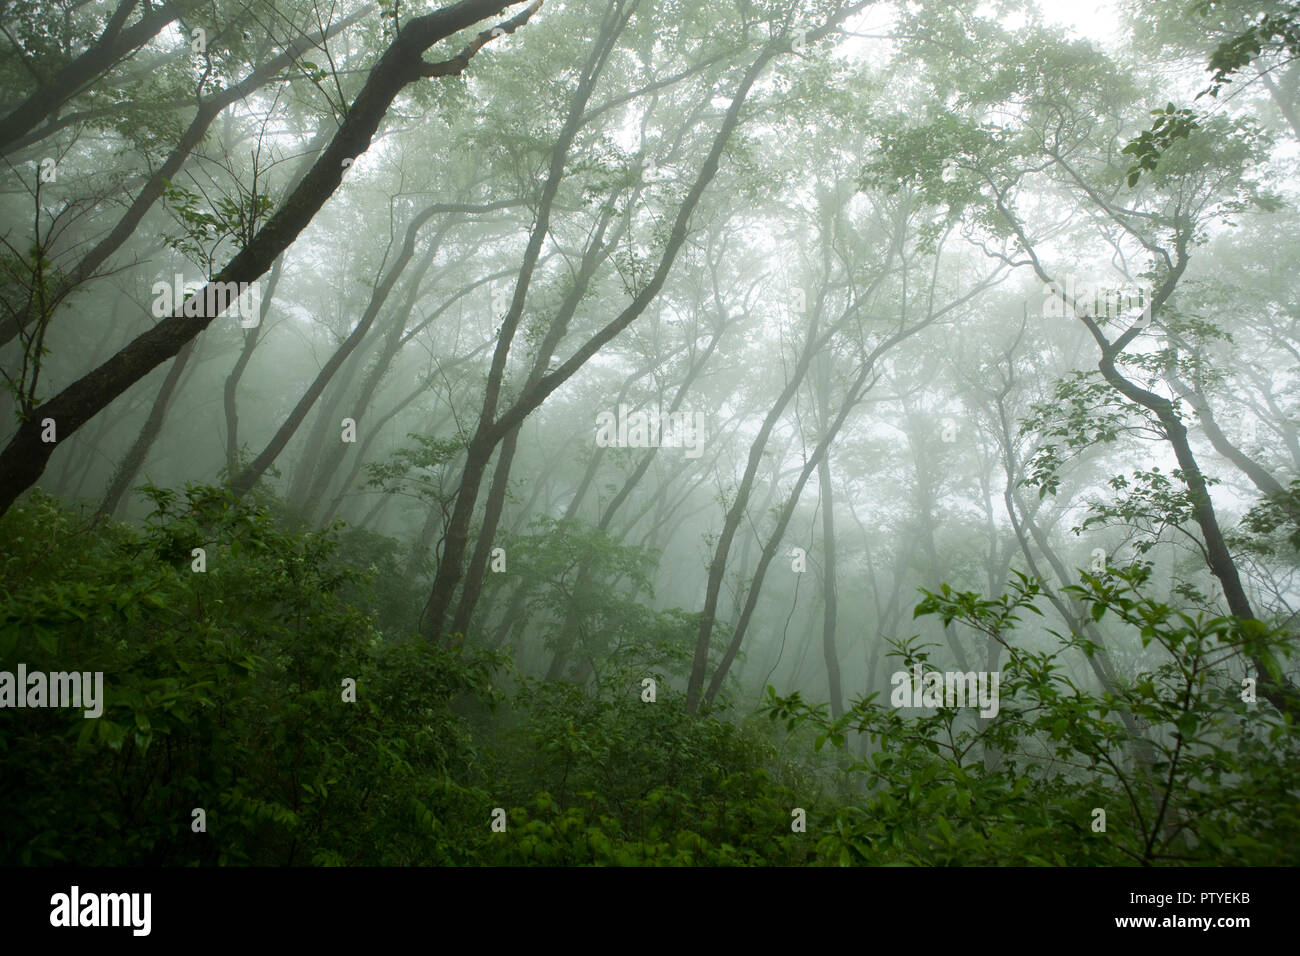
[0,0,543,516]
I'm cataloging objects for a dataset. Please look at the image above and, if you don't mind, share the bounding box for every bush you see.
[0,486,498,865]
[479,673,826,865]
[767,567,1300,865]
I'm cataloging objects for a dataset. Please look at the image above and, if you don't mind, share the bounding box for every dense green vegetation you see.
[3,488,1294,865]
[2,0,1299,867]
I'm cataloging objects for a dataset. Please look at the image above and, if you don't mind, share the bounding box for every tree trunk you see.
[0,0,543,517]
[224,258,283,475]
[817,444,843,718]
[230,204,457,497]
[301,250,513,520]
[424,14,804,641]
[0,0,179,152]
[685,306,828,711]
[701,356,877,709]
[422,4,632,641]
[0,13,363,346]
[96,338,198,518]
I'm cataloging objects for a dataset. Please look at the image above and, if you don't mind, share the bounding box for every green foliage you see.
[0,487,498,865]
[767,567,1300,865]
[0,239,60,413]
[493,516,698,680]
[363,432,466,506]
[1019,371,1165,497]
[1122,0,1298,186]
[0,487,824,866]
[6,478,1296,866]
[1233,479,1300,555]
[1121,104,1202,187]
[479,679,823,865]
[1199,1,1300,97]
[857,112,1020,249]
[162,180,275,272]
[1075,467,1213,553]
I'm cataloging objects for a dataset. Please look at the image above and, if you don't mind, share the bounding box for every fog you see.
[2,0,1298,868]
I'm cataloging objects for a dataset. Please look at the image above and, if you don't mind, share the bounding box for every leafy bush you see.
[16,485,1283,867]
[479,674,825,865]
[0,486,499,865]
[767,567,1300,865]
[0,486,828,867]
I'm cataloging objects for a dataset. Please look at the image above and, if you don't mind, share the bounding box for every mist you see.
[2,0,1298,871]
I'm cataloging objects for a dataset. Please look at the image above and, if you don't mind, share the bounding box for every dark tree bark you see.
[421,1,631,641]
[220,122,348,478]
[0,10,366,347]
[1011,210,1300,717]
[1094,341,1300,715]
[424,3,874,642]
[448,185,631,639]
[0,0,542,517]
[298,247,519,521]
[0,0,179,151]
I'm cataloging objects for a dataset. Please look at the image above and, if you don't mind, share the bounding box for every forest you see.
[1,0,1298,867]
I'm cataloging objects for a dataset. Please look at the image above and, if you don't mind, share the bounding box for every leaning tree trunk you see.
[422,5,632,642]
[297,244,506,520]
[423,17,811,642]
[1072,239,1300,717]
[230,203,452,497]
[0,0,543,517]
[0,0,179,152]
[0,13,363,347]
[1100,349,1300,716]
[701,356,877,709]
[685,309,826,711]
[224,257,283,475]
[96,338,198,518]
